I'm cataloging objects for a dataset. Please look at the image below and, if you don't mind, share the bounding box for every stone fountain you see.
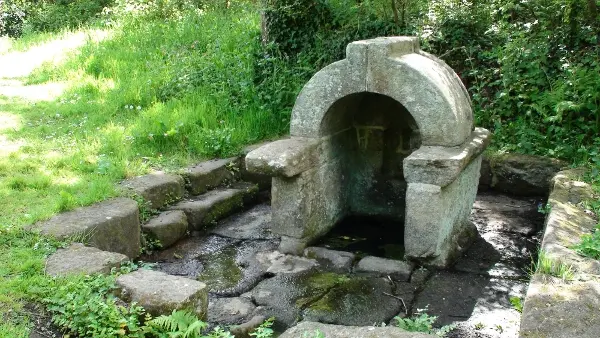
[246,37,490,267]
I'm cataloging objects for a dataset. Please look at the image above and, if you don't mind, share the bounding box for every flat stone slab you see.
[279,321,436,338]
[183,158,238,195]
[115,269,208,319]
[520,276,600,338]
[245,137,320,177]
[539,170,600,276]
[143,210,188,248]
[169,183,258,230]
[471,193,544,236]
[121,172,184,209]
[355,256,414,281]
[404,128,491,187]
[251,270,347,327]
[35,197,141,258]
[210,204,276,240]
[207,297,256,325]
[45,243,129,277]
[304,247,355,273]
[303,277,402,326]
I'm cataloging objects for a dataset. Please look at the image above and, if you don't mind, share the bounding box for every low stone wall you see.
[520,169,600,338]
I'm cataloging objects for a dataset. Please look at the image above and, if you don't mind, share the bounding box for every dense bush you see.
[0,0,114,37]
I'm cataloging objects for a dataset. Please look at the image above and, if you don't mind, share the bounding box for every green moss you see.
[197,247,242,291]
[307,277,371,313]
[294,272,348,308]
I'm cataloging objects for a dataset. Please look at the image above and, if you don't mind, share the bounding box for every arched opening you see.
[316,92,421,257]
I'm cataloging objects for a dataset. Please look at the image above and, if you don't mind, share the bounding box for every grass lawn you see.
[0,5,296,336]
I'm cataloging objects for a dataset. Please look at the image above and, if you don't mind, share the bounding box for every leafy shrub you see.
[394,307,455,337]
[44,273,148,337]
[0,0,28,37]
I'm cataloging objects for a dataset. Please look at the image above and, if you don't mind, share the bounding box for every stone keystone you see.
[116,269,208,319]
[45,243,129,277]
[35,197,141,258]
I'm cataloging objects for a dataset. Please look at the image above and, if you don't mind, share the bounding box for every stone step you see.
[183,157,240,195]
[168,182,259,231]
[115,269,208,319]
[45,243,129,277]
[120,172,185,209]
[34,197,141,258]
[142,210,188,248]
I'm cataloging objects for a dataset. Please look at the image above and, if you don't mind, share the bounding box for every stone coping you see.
[403,127,491,187]
[520,169,600,338]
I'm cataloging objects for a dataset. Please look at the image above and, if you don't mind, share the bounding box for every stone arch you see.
[290,37,473,147]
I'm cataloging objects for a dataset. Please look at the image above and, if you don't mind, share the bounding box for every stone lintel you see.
[404,127,490,187]
[245,137,319,177]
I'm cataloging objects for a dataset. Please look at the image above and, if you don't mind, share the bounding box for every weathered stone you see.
[404,128,491,187]
[255,251,318,275]
[538,169,600,276]
[208,297,256,325]
[304,247,355,273]
[405,157,481,267]
[519,169,600,338]
[245,137,320,177]
[303,277,402,326]
[183,157,239,195]
[169,183,258,230]
[520,276,600,338]
[355,256,414,281]
[143,210,188,248]
[45,243,129,277]
[210,204,276,240]
[252,271,341,327]
[489,153,566,196]
[115,269,208,319]
[121,172,184,209]
[279,321,436,338]
[249,38,486,266]
[35,197,141,258]
[240,143,273,190]
[290,37,472,147]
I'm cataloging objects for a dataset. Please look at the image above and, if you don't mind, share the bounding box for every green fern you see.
[149,310,208,338]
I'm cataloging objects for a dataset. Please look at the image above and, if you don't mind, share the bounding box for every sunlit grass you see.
[0,4,296,335]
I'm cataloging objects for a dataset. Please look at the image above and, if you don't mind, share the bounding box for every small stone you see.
[45,243,129,277]
[355,256,414,281]
[169,183,258,230]
[304,247,355,273]
[35,197,141,258]
[255,251,318,275]
[183,158,239,195]
[115,269,208,319]
[208,297,256,325]
[121,172,184,209]
[143,210,188,248]
[230,315,267,338]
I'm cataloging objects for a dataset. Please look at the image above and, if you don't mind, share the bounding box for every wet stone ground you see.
[143,192,545,337]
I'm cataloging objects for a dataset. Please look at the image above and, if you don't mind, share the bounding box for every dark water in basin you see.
[314,215,405,259]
